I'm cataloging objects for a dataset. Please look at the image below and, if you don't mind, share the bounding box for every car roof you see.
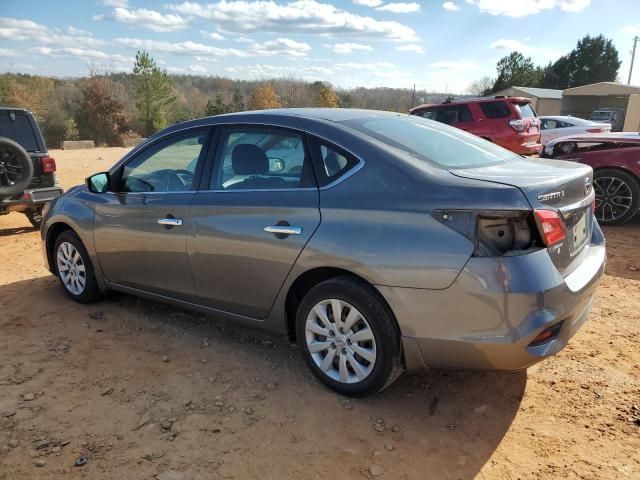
[0,107,32,113]
[410,96,531,112]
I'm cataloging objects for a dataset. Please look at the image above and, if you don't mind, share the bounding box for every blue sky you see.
[1,0,639,93]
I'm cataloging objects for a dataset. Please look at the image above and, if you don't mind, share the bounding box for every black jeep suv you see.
[0,108,63,228]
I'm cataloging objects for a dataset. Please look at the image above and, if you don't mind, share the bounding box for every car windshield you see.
[591,111,613,121]
[0,111,41,151]
[342,115,519,169]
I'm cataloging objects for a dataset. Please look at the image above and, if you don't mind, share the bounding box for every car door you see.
[93,128,211,300]
[188,125,321,319]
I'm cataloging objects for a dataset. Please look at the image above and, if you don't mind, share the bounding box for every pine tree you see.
[133,50,176,136]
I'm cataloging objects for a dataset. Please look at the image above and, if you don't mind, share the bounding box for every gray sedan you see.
[41,109,605,397]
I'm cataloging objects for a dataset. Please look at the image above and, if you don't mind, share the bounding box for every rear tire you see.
[24,206,43,229]
[53,230,102,303]
[593,168,639,226]
[296,276,403,397]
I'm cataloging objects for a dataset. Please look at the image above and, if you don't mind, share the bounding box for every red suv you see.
[409,97,542,155]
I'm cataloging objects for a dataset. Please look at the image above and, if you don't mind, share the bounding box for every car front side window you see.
[120,131,207,193]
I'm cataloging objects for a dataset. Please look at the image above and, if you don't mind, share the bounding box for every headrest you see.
[232,144,269,175]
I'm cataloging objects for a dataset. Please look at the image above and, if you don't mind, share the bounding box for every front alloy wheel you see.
[57,241,87,295]
[593,169,639,226]
[53,230,102,303]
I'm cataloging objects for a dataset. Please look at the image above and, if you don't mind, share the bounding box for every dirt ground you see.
[1,148,639,480]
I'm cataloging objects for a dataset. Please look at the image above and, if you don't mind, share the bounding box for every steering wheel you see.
[165,169,194,191]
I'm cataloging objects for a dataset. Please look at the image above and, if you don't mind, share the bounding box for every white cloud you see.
[442,1,460,11]
[491,38,562,62]
[0,17,105,49]
[168,0,419,42]
[353,0,383,6]
[200,30,225,40]
[430,60,480,70]
[102,0,129,6]
[0,48,18,57]
[116,36,311,58]
[465,0,590,17]
[328,42,373,54]
[376,2,421,13]
[30,46,130,64]
[622,24,640,35]
[395,44,424,53]
[111,7,188,32]
[168,64,209,74]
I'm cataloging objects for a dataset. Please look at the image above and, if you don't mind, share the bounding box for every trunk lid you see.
[450,158,594,274]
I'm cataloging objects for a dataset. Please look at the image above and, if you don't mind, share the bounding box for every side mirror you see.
[86,172,110,193]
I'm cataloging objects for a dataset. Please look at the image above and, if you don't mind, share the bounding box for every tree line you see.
[467,34,622,96]
[0,50,451,148]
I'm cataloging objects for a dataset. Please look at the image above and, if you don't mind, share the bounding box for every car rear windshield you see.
[0,111,41,151]
[342,115,519,169]
[590,111,613,121]
[515,103,536,118]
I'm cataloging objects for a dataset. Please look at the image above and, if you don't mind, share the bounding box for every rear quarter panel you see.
[562,146,640,179]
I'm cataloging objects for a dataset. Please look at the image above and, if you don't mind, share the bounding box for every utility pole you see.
[411,83,416,108]
[629,36,639,85]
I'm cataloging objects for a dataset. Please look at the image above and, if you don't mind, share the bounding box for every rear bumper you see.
[495,135,542,155]
[379,222,606,372]
[0,187,63,212]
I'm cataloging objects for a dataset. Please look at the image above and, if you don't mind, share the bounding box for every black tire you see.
[53,230,102,303]
[296,275,403,397]
[0,137,34,199]
[554,141,578,156]
[24,206,43,229]
[594,168,639,226]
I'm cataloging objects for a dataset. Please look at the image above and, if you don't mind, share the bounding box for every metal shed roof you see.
[563,82,640,96]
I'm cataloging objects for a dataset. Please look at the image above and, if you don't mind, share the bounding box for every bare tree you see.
[466,76,495,96]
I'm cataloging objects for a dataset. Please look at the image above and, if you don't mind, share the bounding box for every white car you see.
[539,115,611,145]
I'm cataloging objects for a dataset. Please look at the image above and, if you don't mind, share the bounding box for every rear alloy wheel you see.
[593,169,639,226]
[296,276,403,397]
[54,230,102,303]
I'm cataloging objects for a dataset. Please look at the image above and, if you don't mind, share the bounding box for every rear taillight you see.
[41,156,56,174]
[433,210,540,257]
[534,209,565,246]
[586,128,603,133]
[508,119,525,132]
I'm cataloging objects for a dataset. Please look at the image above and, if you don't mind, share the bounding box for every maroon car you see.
[542,133,640,225]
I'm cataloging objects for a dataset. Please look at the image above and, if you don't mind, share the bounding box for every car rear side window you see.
[413,109,437,120]
[307,137,360,187]
[0,111,41,151]
[479,101,511,119]
[435,105,473,125]
[516,103,536,118]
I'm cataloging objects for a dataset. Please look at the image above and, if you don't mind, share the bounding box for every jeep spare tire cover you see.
[0,137,34,199]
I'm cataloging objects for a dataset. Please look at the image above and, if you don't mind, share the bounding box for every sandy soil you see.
[1,148,639,480]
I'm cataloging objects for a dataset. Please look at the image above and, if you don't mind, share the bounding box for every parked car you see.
[42,109,604,397]
[540,115,611,145]
[590,108,626,132]
[409,96,542,155]
[0,108,62,227]
[542,133,640,225]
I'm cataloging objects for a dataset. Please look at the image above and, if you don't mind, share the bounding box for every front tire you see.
[594,168,639,226]
[296,276,403,397]
[53,230,102,303]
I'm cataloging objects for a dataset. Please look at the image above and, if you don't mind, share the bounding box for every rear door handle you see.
[264,225,302,236]
[158,218,183,227]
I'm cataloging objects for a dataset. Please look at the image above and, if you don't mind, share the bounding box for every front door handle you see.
[264,225,302,236]
[158,218,183,227]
